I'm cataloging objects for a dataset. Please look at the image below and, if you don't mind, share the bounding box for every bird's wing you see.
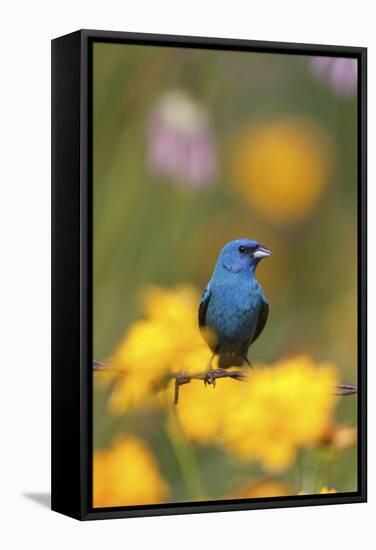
[251,299,269,344]
[198,283,211,327]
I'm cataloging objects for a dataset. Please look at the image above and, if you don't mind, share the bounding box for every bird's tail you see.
[217,354,244,369]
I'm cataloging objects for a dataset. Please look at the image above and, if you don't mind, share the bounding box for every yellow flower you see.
[221,357,338,471]
[231,479,292,499]
[175,376,239,443]
[232,117,334,224]
[299,486,337,495]
[319,486,337,494]
[94,362,118,389]
[93,435,168,507]
[108,285,211,412]
[176,356,337,472]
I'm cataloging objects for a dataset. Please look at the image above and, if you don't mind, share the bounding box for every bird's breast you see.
[205,281,261,349]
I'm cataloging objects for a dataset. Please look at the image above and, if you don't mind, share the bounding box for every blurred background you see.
[93,42,358,508]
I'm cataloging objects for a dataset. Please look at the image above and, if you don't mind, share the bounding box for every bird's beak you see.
[253,246,272,259]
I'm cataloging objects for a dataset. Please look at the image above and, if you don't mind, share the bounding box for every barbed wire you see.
[93,360,358,405]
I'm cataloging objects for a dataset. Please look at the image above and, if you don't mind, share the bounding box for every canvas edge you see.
[51,30,83,520]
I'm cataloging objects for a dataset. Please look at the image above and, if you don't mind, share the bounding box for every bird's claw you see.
[204,370,216,387]
[243,356,254,369]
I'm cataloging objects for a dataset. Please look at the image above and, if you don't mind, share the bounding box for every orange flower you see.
[231,479,292,499]
[232,117,334,224]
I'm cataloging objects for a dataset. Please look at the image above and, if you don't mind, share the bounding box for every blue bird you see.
[199,238,271,370]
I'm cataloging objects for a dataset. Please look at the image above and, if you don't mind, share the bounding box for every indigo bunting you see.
[199,238,271,369]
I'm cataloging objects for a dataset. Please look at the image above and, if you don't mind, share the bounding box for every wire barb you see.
[171,368,247,404]
[333,384,358,396]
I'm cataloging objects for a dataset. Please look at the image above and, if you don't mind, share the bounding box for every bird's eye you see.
[238,245,246,254]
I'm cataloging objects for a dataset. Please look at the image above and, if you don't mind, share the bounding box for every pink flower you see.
[146,91,218,189]
[310,57,357,99]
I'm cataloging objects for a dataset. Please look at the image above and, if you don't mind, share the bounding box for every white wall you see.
[0,1,373,548]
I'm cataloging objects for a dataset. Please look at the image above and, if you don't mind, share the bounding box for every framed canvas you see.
[51,29,367,520]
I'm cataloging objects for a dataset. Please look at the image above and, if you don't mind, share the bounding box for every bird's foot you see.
[204,369,216,387]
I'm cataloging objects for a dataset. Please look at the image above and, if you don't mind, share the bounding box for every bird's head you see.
[217,238,272,275]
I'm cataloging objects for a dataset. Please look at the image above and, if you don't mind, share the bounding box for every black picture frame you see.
[51,29,367,521]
